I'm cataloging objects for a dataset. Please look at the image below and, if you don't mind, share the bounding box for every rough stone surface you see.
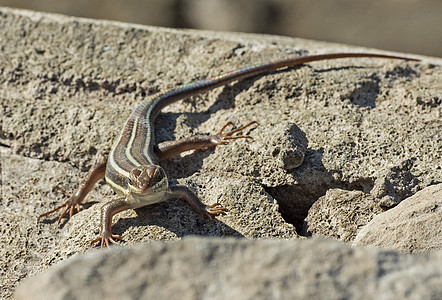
[15,237,442,300]
[354,183,442,253]
[1,7,442,299]
[304,188,384,241]
[1,0,442,57]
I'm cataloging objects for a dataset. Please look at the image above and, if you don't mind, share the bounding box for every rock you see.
[4,0,442,57]
[304,189,384,241]
[354,183,442,253]
[15,237,442,300]
[370,158,423,207]
[258,122,308,170]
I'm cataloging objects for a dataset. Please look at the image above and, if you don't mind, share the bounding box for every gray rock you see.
[354,183,442,253]
[2,0,442,56]
[15,237,442,300]
[259,122,308,170]
[304,188,384,241]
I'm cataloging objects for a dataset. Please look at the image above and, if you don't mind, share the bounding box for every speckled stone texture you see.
[353,183,442,253]
[15,238,442,300]
[1,7,441,299]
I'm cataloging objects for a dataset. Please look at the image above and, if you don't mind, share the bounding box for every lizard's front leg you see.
[154,122,257,219]
[38,161,107,224]
[167,185,226,220]
[90,198,131,247]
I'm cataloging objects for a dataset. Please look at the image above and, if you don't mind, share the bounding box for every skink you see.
[38,53,418,247]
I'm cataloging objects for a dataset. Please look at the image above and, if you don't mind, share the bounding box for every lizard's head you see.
[128,165,168,198]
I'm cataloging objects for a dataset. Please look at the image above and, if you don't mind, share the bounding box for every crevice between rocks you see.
[264,171,419,236]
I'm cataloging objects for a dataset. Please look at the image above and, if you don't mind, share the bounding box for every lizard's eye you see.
[153,168,166,184]
[128,168,140,185]
[131,169,142,178]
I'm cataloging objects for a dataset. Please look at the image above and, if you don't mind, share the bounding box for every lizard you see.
[38,52,419,247]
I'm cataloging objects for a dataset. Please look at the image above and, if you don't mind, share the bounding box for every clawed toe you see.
[217,121,258,135]
[204,203,227,219]
[215,121,258,143]
[90,233,122,248]
[38,195,83,225]
[52,185,72,198]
